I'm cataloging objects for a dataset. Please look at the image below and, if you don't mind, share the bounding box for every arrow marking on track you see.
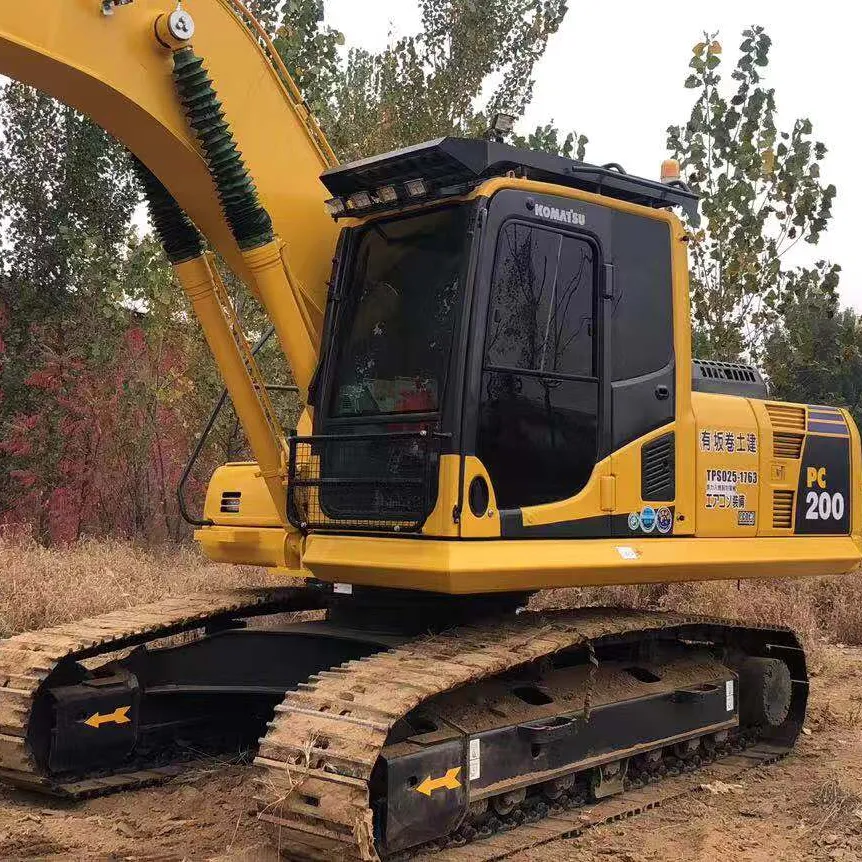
[83,706,132,729]
[416,767,462,796]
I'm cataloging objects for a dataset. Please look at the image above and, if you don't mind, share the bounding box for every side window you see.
[477,219,599,511]
[485,223,558,371]
[485,223,595,376]
[611,213,673,381]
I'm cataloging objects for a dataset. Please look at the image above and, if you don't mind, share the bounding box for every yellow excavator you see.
[1,3,860,859]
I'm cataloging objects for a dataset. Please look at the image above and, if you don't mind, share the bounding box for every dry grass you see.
[2,534,862,662]
[0,533,273,638]
[531,571,862,667]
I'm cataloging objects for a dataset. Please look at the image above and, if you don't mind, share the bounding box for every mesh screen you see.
[287,431,441,533]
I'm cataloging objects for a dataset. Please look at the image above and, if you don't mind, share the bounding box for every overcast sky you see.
[326,0,861,310]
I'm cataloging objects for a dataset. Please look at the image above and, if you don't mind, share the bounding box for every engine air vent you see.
[766,404,805,459]
[642,433,675,502]
[773,490,794,529]
[765,403,806,432]
[692,359,769,398]
[220,491,242,514]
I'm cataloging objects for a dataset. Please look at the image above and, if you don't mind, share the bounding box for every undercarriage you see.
[0,586,806,860]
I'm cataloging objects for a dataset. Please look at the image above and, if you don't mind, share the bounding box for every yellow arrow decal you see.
[83,706,132,729]
[415,767,462,797]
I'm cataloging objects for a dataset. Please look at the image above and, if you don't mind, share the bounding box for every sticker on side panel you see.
[469,738,481,781]
[795,435,851,534]
[738,511,756,527]
[639,507,657,533]
[616,546,641,560]
[656,507,673,534]
[627,512,641,532]
[705,469,759,511]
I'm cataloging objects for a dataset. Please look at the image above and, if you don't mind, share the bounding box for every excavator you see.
[0,2,859,860]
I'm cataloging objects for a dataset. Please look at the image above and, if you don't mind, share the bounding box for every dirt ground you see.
[1,647,860,862]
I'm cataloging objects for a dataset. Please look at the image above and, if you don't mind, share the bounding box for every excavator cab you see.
[292,138,694,541]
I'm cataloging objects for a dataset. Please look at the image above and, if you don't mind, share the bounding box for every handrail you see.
[222,0,338,168]
[177,326,299,527]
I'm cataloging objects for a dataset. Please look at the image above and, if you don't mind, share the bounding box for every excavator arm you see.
[0,0,341,524]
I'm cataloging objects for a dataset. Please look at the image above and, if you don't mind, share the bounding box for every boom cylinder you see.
[170,45,319,396]
[172,255,287,518]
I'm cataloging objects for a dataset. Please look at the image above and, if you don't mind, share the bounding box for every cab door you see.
[462,195,604,536]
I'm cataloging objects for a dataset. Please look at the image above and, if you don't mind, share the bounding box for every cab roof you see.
[320,137,699,223]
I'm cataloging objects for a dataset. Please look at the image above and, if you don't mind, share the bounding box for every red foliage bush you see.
[1,321,212,544]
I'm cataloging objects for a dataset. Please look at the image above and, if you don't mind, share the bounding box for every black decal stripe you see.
[807,421,849,436]
[794,434,851,534]
[500,509,675,539]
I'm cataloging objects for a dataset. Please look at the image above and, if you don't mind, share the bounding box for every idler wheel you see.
[737,657,792,727]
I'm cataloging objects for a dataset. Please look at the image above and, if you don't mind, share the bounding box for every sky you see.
[324,0,862,310]
[2,2,856,308]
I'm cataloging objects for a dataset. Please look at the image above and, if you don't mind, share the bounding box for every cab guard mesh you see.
[287,430,442,533]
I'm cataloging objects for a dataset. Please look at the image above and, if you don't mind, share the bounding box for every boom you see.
[0,0,338,356]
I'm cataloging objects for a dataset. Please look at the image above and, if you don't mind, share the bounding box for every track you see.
[0,587,324,797]
[0,600,805,859]
[254,607,806,861]
[417,737,786,861]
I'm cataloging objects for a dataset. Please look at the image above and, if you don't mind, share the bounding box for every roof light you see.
[661,159,681,185]
[347,191,373,210]
[375,185,399,204]
[405,179,428,198]
[491,112,516,136]
[324,197,346,216]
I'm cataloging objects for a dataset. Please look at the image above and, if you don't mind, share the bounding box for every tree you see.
[0,83,224,543]
[763,285,862,429]
[667,28,838,361]
[274,0,584,161]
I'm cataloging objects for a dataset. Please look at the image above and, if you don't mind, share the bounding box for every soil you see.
[1,647,860,862]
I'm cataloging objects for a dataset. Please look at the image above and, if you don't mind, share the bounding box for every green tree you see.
[763,285,862,428]
[0,82,139,424]
[243,0,285,35]
[274,0,584,161]
[667,28,838,361]
[0,82,225,542]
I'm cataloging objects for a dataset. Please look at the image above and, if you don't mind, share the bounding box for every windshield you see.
[329,205,471,419]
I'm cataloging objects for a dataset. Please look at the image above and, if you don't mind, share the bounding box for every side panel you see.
[692,393,761,537]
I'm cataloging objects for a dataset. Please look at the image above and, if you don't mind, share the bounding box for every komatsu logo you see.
[535,204,586,226]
